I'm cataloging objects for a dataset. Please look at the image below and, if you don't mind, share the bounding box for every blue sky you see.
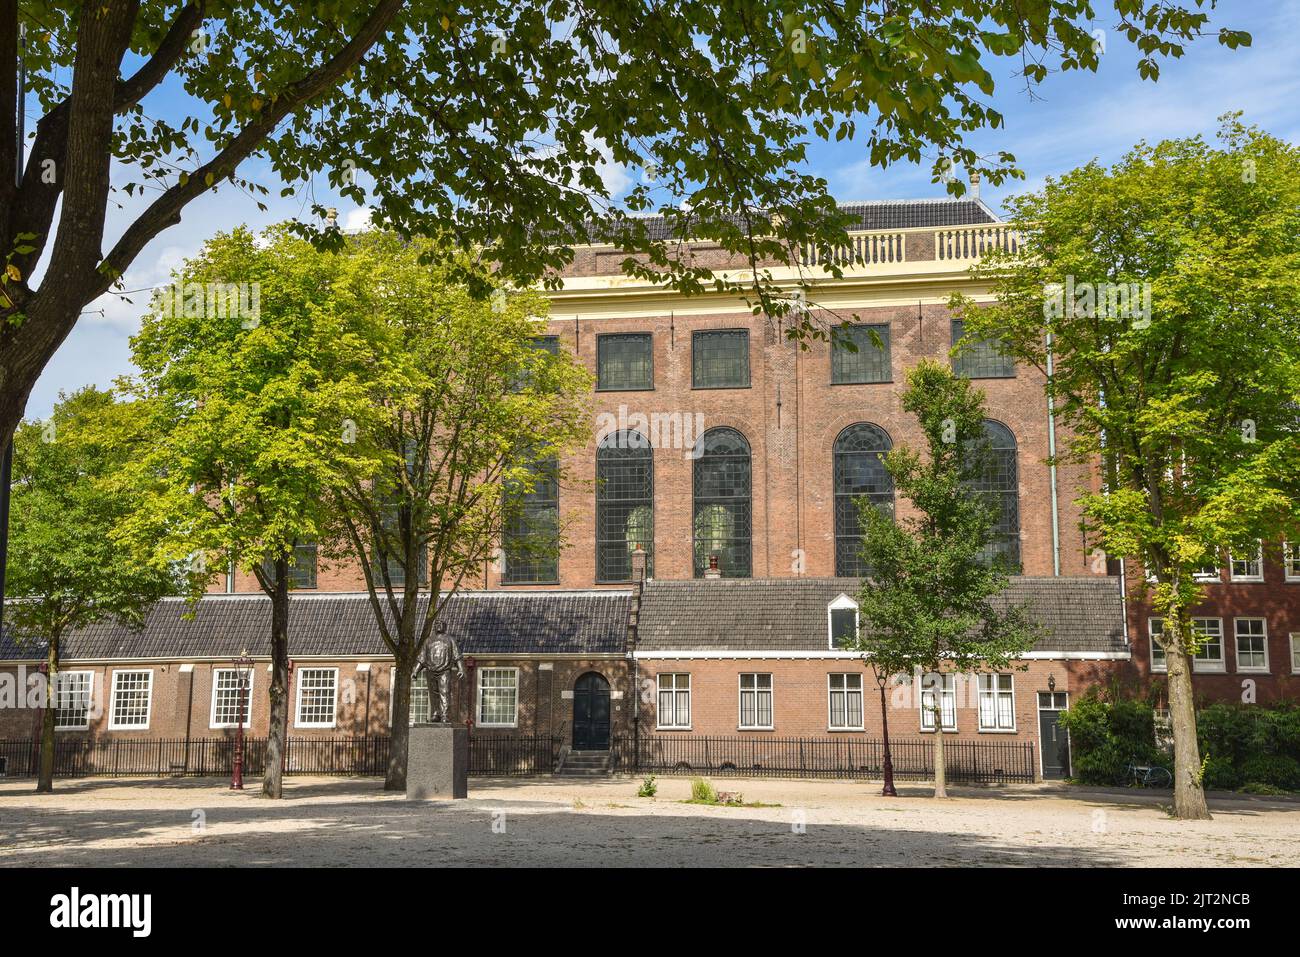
[26,0,1300,419]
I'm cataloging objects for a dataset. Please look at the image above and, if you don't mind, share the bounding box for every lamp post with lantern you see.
[231,650,253,790]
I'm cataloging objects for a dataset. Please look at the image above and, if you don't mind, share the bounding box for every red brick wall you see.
[213,300,1101,593]
[1123,547,1300,704]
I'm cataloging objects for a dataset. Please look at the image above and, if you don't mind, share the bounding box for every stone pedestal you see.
[406,724,468,800]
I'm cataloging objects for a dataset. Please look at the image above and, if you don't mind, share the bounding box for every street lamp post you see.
[231,651,252,790]
[872,666,898,797]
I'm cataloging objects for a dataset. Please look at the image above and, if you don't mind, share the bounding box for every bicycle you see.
[1123,762,1173,788]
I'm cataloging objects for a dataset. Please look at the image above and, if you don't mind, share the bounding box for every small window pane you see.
[952,319,1015,378]
[692,330,750,389]
[831,324,891,384]
[597,334,653,390]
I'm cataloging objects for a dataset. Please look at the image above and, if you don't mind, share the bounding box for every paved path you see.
[1,775,1296,867]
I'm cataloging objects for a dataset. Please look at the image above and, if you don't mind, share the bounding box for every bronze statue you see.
[415,620,466,723]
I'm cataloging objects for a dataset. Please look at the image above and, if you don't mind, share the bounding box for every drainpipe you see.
[1045,332,1062,576]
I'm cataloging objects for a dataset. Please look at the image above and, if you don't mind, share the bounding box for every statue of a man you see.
[415,620,466,723]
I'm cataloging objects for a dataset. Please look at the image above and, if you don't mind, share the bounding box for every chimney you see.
[704,554,722,580]
[968,170,981,201]
[627,546,647,653]
[631,546,647,583]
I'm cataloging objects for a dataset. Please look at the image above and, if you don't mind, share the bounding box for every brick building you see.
[3,194,1295,780]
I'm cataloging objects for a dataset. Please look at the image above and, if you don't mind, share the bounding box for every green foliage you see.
[1057,691,1167,785]
[853,361,1040,678]
[1064,693,1300,790]
[690,778,718,804]
[637,775,658,798]
[1240,755,1300,791]
[7,388,191,646]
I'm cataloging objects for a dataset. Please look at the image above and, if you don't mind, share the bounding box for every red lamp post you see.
[231,650,252,790]
[464,656,476,733]
[871,664,898,797]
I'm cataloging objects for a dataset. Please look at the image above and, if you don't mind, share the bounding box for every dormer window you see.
[829,594,859,649]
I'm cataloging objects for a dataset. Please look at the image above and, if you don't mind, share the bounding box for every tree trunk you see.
[262,562,290,798]
[36,634,59,793]
[1165,638,1211,820]
[932,697,948,799]
[387,656,411,791]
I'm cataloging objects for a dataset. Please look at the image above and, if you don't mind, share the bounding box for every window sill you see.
[107,724,151,732]
[1235,667,1270,675]
[977,728,1019,734]
[54,727,90,733]
[691,383,751,391]
[1192,665,1226,674]
[596,386,655,393]
[477,723,519,730]
[1228,578,1264,584]
[655,726,693,732]
[295,724,338,730]
[830,379,893,387]
[737,726,775,732]
[498,580,561,587]
[826,727,865,733]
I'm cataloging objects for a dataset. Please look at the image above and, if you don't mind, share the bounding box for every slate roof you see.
[635,577,1127,656]
[0,590,632,662]
[584,199,998,244]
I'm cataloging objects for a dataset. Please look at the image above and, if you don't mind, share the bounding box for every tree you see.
[6,387,188,792]
[954,118,1300,819]
[0,2,1251,448]
[851,361,1038,798]
[322,233,591,790]
[122,225,384,798]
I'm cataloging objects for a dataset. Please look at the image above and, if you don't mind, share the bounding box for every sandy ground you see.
[0,774,1296,867]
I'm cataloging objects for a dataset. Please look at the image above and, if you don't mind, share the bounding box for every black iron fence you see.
[0,733,1036,783]
[614,735,1037,784]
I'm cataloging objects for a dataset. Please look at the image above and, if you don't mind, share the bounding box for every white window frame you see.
[656,673,691,730]
[53,671,95,731]
[1148,618,1168,673]
[919,674,958,732]
[294,667,340,729]
[827,594,859,650]
[476,667,520,728]
[1233,618,1269,674]
[390,667,433,727]
[977,673,1016,732]
[1290,633,1300,675]
[1285,543,1300,583]
[1193,563,1221,583]
[210,666,255,730]
[1229,542,1264,582]
[1191,618,1225,673]
[827,672,864,731]
[107,669,153,731]
[738,673,774,730]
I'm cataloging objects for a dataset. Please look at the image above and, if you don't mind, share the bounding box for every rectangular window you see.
[501,457,560,583]
[829,606,858,649]
[1234,618,1269,673]
[1290,633,1300,674]
[951,319,1014,379]
[692,330,750,389]
[1286,543,1300,582]
[388,670,433,726]
[477,668,519,727]
[1193,561,1221,582]
[831,324,891,384]
[261,541,318,589]
[210,667,255,729]
[1192,618,1225,672]
[1229,543,1263,582]
[919,674,957,731]
[1149,618,1168,672]
[597,333,653,391]
[977,674,1015,731]
[295,667,339,728]
[657,673,691,729]
[827,673,864,730]
[53,672,94,730]
[108,670,153,730]
[738,673,773,729]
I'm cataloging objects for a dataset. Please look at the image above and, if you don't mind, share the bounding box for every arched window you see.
[833,423,894,576]
[964,420,1021,570]
[596,431,654,581]
[692,427,752,578]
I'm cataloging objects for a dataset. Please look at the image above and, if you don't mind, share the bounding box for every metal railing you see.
[469,735,562,776]
[614,734,1036,783]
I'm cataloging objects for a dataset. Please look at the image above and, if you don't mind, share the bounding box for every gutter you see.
[1046,331,1062,576]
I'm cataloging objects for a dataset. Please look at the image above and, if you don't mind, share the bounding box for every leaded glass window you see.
[596,431,653,581]
[831,324,891,384]
[951,318,1015,378]
[963,420,1021,570]
[502,456,560,583]
[261,541,318,589]
[597,333,653,391]
[833,423,894,576]
[692,330,750,389]
[692,428,752,577]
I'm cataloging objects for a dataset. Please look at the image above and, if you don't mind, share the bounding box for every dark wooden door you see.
[572,672,611,751]
[1038,694,1071,779]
